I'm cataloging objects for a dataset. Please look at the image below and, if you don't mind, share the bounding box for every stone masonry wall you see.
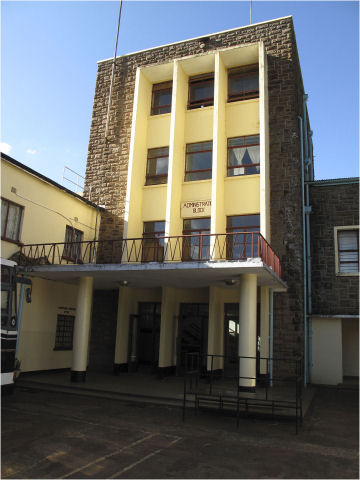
[84,16,306,363]
[310,182,359,316]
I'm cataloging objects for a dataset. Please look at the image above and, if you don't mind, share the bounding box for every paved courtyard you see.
[2,385,358,478]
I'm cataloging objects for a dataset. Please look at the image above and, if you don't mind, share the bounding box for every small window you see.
[54,314,75,350]
[227,135,260,177]
[142,221,165,262]
[185,141,212,181]
[63,226,83,262]
[146,147,169,185]
[183,217,211,261]
[188,74,214,109]
[226,215,260,259]
[336,228,359,274]
[228,64,259,102]
[1,198,23,242]
[151,82,172,115]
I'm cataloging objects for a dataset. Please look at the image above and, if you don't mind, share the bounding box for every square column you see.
[71,277,93,382]
[114,287,133,374]
[208,286,224,371]
[260,286,270,375]
[159,287,177,374]
[238,274,257,390]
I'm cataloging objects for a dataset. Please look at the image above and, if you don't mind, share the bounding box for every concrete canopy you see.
[20,259,287,291]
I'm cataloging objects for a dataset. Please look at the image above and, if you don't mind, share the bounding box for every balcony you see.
[18,232,282,279]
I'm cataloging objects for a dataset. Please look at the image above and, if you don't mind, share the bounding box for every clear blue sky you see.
[2,1,359,185]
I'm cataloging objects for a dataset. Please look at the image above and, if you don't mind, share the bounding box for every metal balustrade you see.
[18,232,282,278]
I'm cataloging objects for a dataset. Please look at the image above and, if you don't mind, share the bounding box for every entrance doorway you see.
[177,303,209,375]
[223,301,261,376]
[128,303,161,373]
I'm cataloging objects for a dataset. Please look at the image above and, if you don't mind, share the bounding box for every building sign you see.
[180,200,211,218]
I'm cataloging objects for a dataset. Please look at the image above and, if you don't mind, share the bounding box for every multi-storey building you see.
[81,15,313,385]
[11,16,357,388]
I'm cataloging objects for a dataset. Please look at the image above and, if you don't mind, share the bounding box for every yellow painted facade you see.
[124,43,264,252]
[1,160,99,259]
[1,157,99,373]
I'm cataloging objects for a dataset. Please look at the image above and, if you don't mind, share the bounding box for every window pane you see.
[188,75,214,108]
[151,82,172,115]
[1,199,8,237]
[229,73,258,96]
[338,230,359,273]
[185,142,212,181]
[184,218,211,231]
[146,147,169,185]
[190,81,213,102]
[227,215,260,229]
[148,147,169,158]
[6,204,22,240]
[228,136,260,177]
[143,221,165,234]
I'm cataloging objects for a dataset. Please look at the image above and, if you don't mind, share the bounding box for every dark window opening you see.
[188,74,214,109]
[228,64,259,102]
[146,147,169,185]
[54,314,74,350]
[185,141,212,181]
[142,221,165,262]
[63,225,83,262]
[226,214,260,259]
[1,198,23,242]
[227,135,260,177]
[151,81,172,115]
[183,217,211,261]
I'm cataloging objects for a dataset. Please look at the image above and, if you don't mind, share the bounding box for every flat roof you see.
[98,15,293,64]
[1,153,103,210]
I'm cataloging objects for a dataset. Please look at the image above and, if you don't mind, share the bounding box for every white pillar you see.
[114,286,133,374]
[238,274,257,389]
[71,277,93,382]
[159,287,177,373]
[260,286,270,374]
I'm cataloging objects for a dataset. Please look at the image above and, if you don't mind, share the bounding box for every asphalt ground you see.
[2,385,358,479]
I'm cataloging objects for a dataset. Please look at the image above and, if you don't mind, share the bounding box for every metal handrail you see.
[18,232,283,278]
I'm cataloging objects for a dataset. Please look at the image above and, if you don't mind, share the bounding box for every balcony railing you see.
[18,232,282,278]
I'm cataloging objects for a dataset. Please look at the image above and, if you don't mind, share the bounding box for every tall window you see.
[188,74,214,109]
[228,64,259,102]
[63,226,83,262]
[336,228,359,274]
[185,141,212,181]
[142,221,165,262]
[146,147,169,185]
[151,81,172,115]
[183,218,211,261]
[226,215,260,259]
[54,314,74,350]
[1,198,23,242]
[227,135,260,177]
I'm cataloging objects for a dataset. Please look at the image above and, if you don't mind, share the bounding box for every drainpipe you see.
[303,94,314,384]
[298,114,307,386]
[269,288,273,386]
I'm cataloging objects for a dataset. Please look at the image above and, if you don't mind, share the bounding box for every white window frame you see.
[334,225,360,276]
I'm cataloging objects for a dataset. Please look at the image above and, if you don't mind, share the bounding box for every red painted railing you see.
[18,232,282,278]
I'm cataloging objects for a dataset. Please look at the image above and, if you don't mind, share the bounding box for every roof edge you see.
[97,15,293,64]
[308,177,359,186]
[1,153,103,210]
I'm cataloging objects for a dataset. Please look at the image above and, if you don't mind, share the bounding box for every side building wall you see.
[310,180,359,384]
